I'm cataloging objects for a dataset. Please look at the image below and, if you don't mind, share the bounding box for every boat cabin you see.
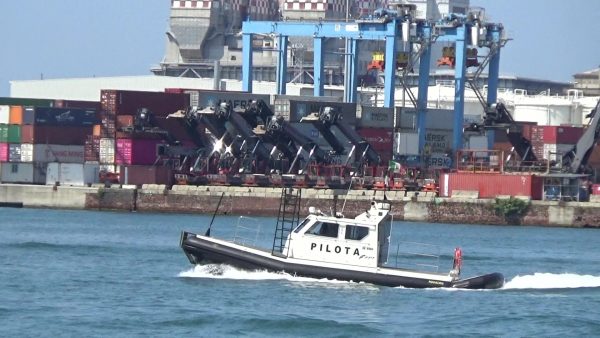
[284,200,393,268]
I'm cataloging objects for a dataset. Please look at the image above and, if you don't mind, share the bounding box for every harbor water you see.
[1,208,600,337]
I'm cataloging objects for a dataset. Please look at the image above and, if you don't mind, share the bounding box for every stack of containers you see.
[99,90,189,182]
[357,106,396,164]
[22,106,96,185]
[0,103,94,184]
[0,103,42,183]
[530,125,583,161]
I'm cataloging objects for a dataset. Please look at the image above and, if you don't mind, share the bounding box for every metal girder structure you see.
[241,13,504,153]
[241,19,412,108]
[433,16,505,150]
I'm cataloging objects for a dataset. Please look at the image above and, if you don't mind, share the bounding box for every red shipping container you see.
[116,138,164,165]
[20,125,91,145]
[101,90,188,117]
[356,128,394,151]
[164,88,186,94]
[531,125,583,144]
[119,165,173,186]
[439,172,543,200]
[518,121,537,141]
[0,143,8,162]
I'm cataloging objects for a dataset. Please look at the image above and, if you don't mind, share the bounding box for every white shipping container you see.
[395,132,419,155]
[543,144,574,162]
[20,144,85,163]
[0,162,46,184]
[466,135,488,150]
[0,105,10,124]
[99,138,115,164]
[99,164,120,174]
[46,162,100,186]
[20,143,33,162]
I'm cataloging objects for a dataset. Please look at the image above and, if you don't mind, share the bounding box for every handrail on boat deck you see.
[233,216,262,247]
[392,241,442,273]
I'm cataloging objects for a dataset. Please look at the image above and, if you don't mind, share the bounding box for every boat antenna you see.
[341,167,356,215]
[205,192,225,237]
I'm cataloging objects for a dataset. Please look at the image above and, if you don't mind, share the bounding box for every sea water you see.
[1,208,599,337]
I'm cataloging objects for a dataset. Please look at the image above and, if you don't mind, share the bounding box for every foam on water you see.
[504,273,600,289]
[178,264,353,285]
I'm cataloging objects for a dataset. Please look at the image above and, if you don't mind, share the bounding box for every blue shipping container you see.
[27,107,97,126]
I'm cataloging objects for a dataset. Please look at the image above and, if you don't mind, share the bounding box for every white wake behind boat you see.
[180,189,504,289]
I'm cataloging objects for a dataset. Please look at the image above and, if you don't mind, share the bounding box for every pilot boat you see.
[180,189,504,289]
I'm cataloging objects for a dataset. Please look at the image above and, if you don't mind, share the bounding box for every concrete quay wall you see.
[1,184,600,228]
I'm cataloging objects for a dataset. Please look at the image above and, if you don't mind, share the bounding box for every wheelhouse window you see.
[345,225,369,240]
[293,218,311,233]
[306,222,339,238]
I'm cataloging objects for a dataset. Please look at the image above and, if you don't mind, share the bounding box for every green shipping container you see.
[0,125,7,142]
[0,97,54,107]
[7,125,21,143]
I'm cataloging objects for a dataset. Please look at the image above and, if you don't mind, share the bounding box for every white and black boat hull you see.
[180,232,504,290]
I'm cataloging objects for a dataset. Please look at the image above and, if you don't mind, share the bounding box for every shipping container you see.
[356,128,394,152]
[9,106,23,125]
[0,97,54,107]
[542,143,575,162]
[0,124,7,142]
[22,107,35,125]
[530,125,583,144]
[7,125,21,143]
[20,144,85,163]
[93,124,102,137]
[26,107,97,126]
[492,141,512,154]
[397,108,456,130]
[46,162,99,186]
[54,99,102,110]
[100,90,188,117]
[395,132,419,155]
[8,144,21,162]
[466,135,488,150]
[424,129,452,153]
[358,106,397,128]
[0,162,47,184]
[99,164,120,174]
[426,153,453,169]
[85,135,101,162]
[20,125,91,145]
[99,138,115,164]
[119,165,173,186]
[0,143,7,162]
[0,106,9,124]
[183,89,271,110]
[288,100,357,124]
[439,172,543,200]
[116,138,164,165]
[116,115,134,129]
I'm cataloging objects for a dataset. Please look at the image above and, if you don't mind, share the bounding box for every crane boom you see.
[562,100,600,173]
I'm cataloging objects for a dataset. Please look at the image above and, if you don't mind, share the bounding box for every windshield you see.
[293,218,311,233]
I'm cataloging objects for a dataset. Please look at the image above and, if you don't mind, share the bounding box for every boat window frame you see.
[344,224,369,241]
[293,217,313,233]
[305,221,340,238]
